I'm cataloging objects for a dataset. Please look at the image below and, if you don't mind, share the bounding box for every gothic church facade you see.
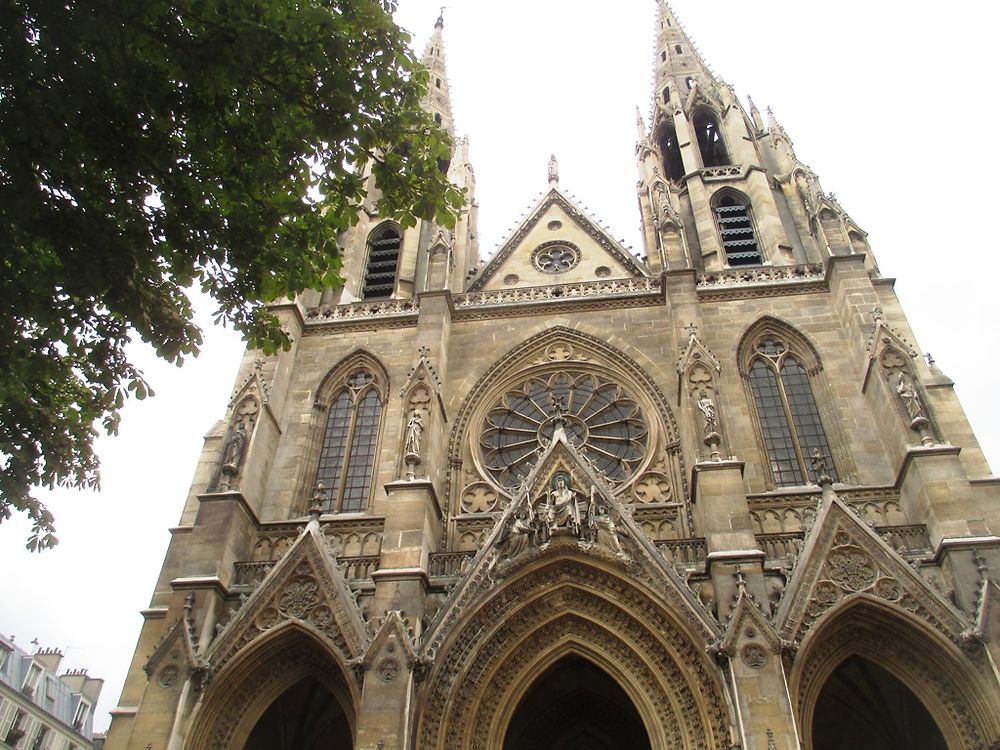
[105,4,1000,749]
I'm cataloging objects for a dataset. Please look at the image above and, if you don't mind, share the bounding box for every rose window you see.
[531,243,580,273]
[480,371,648,489]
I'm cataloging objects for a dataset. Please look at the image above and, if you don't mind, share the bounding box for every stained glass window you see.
[316,369,383,512]
[748,339,836,486]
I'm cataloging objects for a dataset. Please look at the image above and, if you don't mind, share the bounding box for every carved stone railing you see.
[429,551,476,578]
[697,263,825,290]
[654,538,707,566]
[454,276,660,310]
[876,524,931,555]
[754,524,931,567]
[700,165,745,181]
[305,298,419,323]
[232,555,380,588]
[757,532,805,561]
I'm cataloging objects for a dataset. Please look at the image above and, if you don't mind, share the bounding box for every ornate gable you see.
[425,424,717,660]
[143,596,206,690]
[469,187,647,291]
[205,518,369,675]
[777,487,967,648]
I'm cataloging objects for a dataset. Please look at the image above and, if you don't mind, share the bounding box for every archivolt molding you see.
[446,326,683,510]
[313,348,390,407]
[186,622,358,750]
[737,316,823,376]
[791,599,1000,750]
[415,556,729,750]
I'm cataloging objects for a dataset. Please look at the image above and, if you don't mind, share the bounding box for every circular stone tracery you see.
[480,371,648,489]
[531,242,580,273]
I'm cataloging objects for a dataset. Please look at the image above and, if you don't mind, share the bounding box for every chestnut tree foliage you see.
[0,0,462,549]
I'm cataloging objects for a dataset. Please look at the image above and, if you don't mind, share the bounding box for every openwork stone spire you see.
[420,11,455,138]
[651,0,719,106]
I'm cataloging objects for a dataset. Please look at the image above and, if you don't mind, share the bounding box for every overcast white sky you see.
[1,1,997,732]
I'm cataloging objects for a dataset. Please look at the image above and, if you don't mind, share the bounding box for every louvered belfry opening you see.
[714,194,762,266]
[362,225,401,300]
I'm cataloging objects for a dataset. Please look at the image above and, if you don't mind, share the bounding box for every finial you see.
[684,322,698,339]
[311,482,328,520]
[435,7,445,30]
[547,154,559,185]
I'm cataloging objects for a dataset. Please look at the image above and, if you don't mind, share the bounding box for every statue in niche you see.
[404,409,424,458]
[696,389,717,433]
[542,473,584,535]
[895,372,924,419]
[222,422,248,469]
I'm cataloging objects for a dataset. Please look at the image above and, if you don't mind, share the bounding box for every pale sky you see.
[1,1,997,732]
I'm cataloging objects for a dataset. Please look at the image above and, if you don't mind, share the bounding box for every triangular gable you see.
[422,425,718,659]
[713,583,783,667]
[777,487,967,647]
[205,519,369,675]
[469,187,647,291]
[143,598,205,686]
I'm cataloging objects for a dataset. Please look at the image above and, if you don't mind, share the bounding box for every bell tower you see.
[638,0,877,276]
[316,12,478,308]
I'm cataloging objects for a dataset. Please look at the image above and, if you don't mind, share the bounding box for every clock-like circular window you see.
[480,371,648,489]
[531,241,580,274]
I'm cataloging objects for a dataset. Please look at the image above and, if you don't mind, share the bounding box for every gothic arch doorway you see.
[244,675,352,749]
[810,655,945,750]
[502,655,651,750]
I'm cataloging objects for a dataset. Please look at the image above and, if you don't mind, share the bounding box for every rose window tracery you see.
[531,243,580,273]
[480,371,648,489]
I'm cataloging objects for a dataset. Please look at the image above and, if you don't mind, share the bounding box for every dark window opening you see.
[662,88,670,104]
[714,195,761,266]
[362,225,401,300]
[657,125,685,181]
[748,339,836,487]
[434,112,442,124]
[686,76,694,90]
[675,44,682,54]
[661,51,667,62]
[693,110,728,166]
[435,77,441,88]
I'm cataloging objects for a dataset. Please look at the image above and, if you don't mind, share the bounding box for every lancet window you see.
[746,336,836,486]
[362,224,401,300]
[714,193,762,266]
[657,125,685,181]
[316,368,384,512]
[692,110,728,167]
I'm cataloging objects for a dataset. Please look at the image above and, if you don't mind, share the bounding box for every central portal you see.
[502,655,652,750]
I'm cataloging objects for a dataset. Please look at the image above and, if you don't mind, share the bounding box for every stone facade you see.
[105,4,1000,749]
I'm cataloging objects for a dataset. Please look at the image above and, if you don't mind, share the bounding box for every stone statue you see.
[895,373,923,419]
[544,474,582,535]
[505,508,536,559]
[587,486,627,557]
[222,422,248,469]
[404,410,424,457]
[696,389,717,433]
[547,154,559,185]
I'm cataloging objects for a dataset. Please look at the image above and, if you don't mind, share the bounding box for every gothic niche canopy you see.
[480,371,648,489]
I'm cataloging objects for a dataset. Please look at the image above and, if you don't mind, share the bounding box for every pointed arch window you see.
[714,193,762,266]
[746,336,837,487]
[316,368,383,512]
[362,224,401,300]
[692,110,728,167]
[657,125,685,181]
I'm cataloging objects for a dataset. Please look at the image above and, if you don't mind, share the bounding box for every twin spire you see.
[419,10,455,138]
[651,0,719,111]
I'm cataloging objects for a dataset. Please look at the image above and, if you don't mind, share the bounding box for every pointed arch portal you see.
[244,676,352,750]
[811,655,945,750]
[502,655,651,750]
